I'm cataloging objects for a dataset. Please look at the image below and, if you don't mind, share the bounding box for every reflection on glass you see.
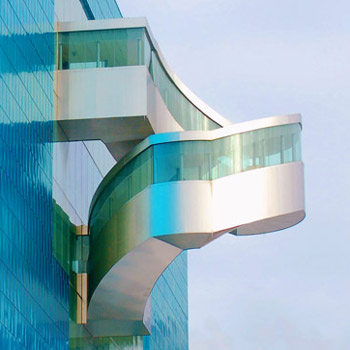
[150,52,219,131]
[154,141,211,182]
[58,28,150,70]
[90,123,301,235]
[90,147,153,237]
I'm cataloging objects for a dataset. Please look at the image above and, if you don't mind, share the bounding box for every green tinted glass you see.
[150,52,219,131]
[58,28,150,70]
[90,147,153,239]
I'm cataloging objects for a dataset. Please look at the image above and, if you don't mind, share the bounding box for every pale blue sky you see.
[117,1,350,348]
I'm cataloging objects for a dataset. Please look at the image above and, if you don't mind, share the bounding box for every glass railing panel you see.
[153,141,211,183]
[98,30,117,68]
[152,124,301,184]
[90,147,153,238]
[150,52,220,131]
[211,135,239,180]
[263,126,284,167]
[58,28,150,70]
[153,142,182,183]
[182,141,211,181]
[242,129,266,171]
[128,147,153,198]
[282,123,301,163]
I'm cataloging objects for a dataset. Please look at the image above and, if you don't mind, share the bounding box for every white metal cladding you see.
[87,161,305,336]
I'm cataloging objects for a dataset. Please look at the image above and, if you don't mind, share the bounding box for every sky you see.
[117,1,350,349]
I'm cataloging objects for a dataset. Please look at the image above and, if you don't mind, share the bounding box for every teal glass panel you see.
[0,1,69,349]
[150,52,220,131]
[211,135,240,179]
[154,141,211,183]
[242,129,265,171]
[282,123,301,163]
[144,252,188,350]
[182,141,211,180]
[154,142,182,183]
[90,147,153,239]
[264,126,283,167]
[85,0,123,19]
[59,28,150,70]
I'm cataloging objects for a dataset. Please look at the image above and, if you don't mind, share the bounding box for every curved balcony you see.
[86,114,305,336]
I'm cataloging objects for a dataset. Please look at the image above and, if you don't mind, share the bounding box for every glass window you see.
[242,129,265,171]
[58,28,150,70]
[89,147,152,238]
[150,52,220,131]
[182,141,211,181]
[211,135,238,179]
[282,123,301,163]
[98,30,115,68]
[154,142,182,183]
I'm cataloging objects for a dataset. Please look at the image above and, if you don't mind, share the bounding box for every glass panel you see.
[211,135,238,179]
[283,123,301,163]
[58,28,150,70]
[144,31,152,68]
[182,141,211,181]
[150,52,220,131]
[153,141,211,183]
[264,126,283,167]
[154,142,182,183]
[293,127,302,162]
[242,129,265,171]
[85,31,99,68]
[114,28,142,66]
[90,147,153,238]
[98,30,115,68]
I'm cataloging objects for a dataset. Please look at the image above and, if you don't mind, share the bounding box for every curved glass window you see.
[149,53,219,131]
[90,147,153,239]
[90,123,301,235]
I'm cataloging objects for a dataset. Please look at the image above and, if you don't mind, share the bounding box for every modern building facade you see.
[0,1,305,350]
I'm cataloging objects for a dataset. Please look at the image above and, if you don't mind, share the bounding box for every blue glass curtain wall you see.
[143,252,188,350]
[0,0,69,349]
[85,0,122,20]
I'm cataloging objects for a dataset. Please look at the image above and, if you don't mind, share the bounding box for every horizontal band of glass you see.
[90,123,301,237]
[149,52,219,131]
[58,28,151,70]
[57,29,219,131]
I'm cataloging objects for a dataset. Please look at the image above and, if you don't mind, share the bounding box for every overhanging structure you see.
[55,17,305,337]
